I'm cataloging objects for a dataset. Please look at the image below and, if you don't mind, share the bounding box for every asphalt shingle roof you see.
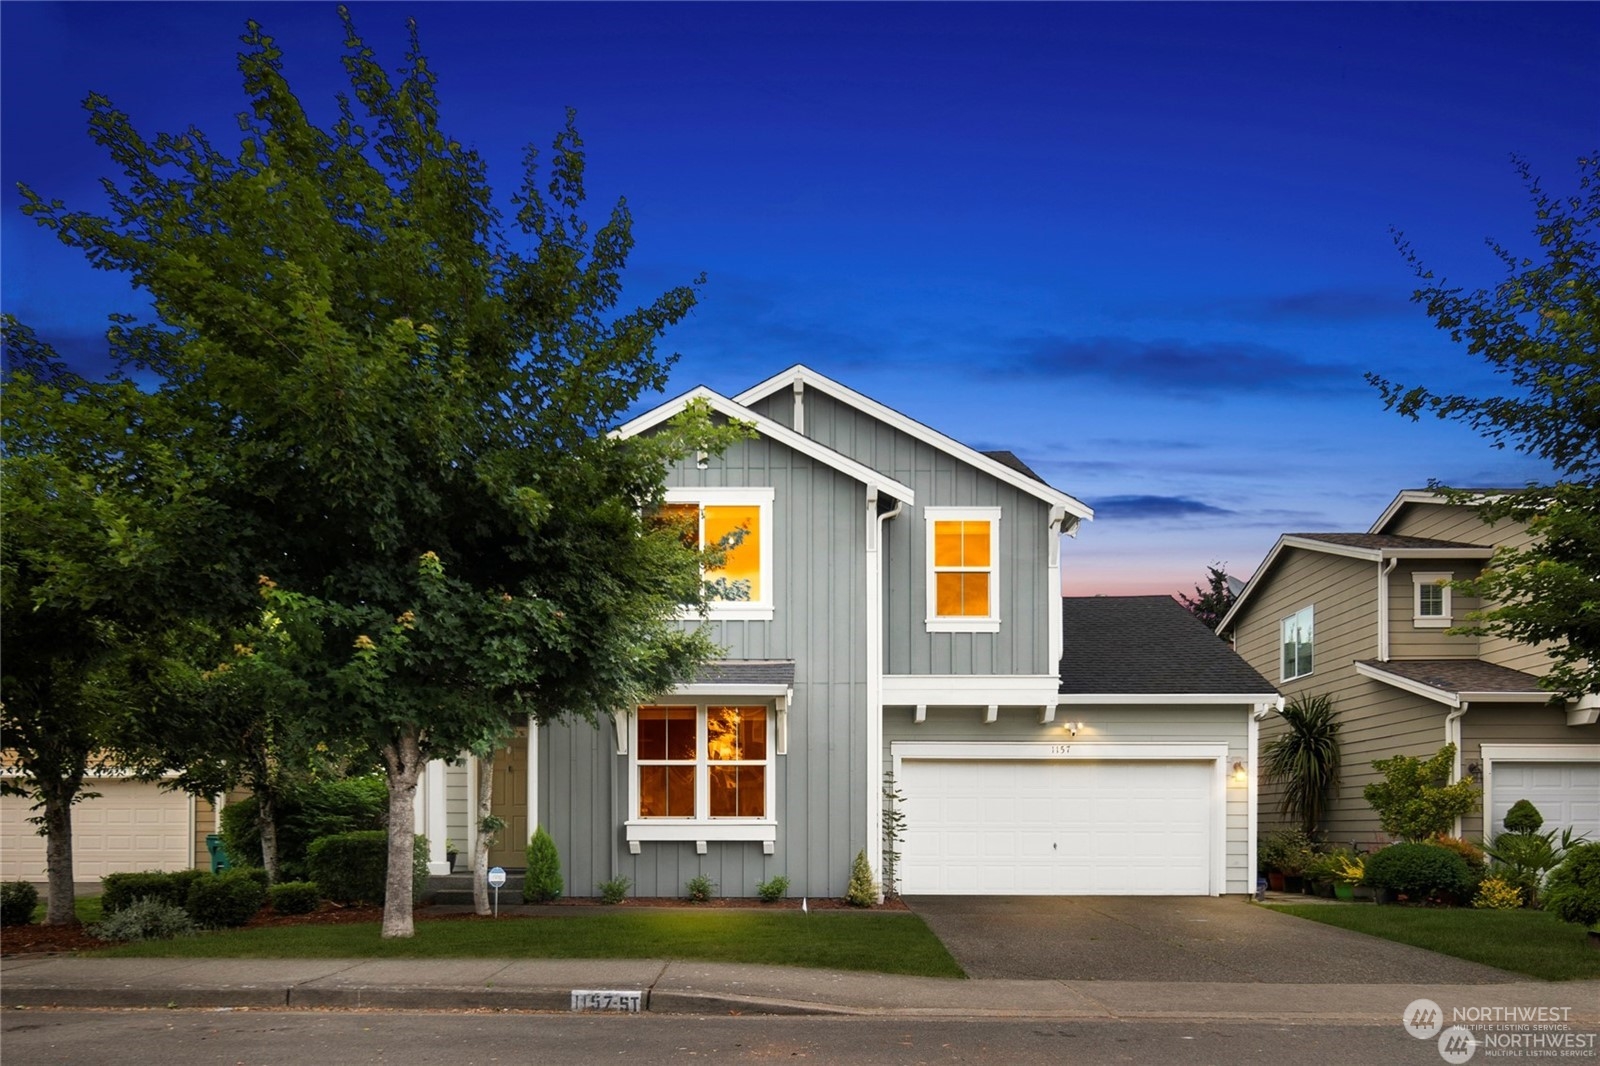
[692,659,796,686]
[1356,659,1549,699]
[1290,533,1485,551]
[1060,595,1277,696]
[980,449,1048,485]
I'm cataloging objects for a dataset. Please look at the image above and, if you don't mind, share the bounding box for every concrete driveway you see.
[904,896,1520,984]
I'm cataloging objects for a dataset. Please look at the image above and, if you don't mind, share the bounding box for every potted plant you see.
[445,839,458,873]
[1260,828,1314,893]
[1332,853,1364,901]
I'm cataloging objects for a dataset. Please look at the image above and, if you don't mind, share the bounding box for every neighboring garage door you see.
[898,758,1215,895]
[1488,761,1600,839]
[0,780,192,881]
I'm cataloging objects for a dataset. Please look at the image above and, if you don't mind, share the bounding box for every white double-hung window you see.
[925,506,1001,633]
[656,487,775,620]
[1280,605,1314,681]
[626,701,778,849]
[1413,572,1453,628]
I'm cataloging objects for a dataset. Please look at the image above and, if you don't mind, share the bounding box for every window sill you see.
[625,821,777,849]
[1413,617,1452,628]
[680,604,776,622]
[925,618,1000,634]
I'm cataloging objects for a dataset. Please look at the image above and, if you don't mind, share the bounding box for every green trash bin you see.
[206,833,231,874]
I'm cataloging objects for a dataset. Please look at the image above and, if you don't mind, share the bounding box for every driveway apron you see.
[904,896,1521,984]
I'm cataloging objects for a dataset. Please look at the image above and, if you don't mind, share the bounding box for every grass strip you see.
[1268,903,1600,982]
[93,910,967,978]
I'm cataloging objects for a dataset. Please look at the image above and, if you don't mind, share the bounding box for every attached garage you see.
[0,778,194,882]
[895,744,1225,895]
[1480,745,1600,839]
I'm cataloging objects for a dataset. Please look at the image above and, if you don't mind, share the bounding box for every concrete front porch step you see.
[426,871,525,905]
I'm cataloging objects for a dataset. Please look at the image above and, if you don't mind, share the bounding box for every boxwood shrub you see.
[186,869,267,928]
[101,869,207,915]
[1544,842,1600,928]
[1363,842,1473,902]
[1,880,39,926]
[268,881,322,915]
[307,830,430,905]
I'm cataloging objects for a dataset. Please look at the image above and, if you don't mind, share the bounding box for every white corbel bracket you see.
[913,705,927,724]
[776,689,791,755]
[1039,702,1057,725]
[984,705,999,724]
[613,711,629,755]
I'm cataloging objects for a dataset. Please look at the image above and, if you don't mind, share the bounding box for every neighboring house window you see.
[925,507,1001,633]
[1413,572,1453,628]
[628,702,777,846]
[1281,606,1314,680]
[659,487,775,620]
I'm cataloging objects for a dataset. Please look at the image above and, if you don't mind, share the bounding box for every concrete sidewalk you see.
[4,955,1597,1024]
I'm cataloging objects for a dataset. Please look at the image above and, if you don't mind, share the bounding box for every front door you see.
[487,733,530,869]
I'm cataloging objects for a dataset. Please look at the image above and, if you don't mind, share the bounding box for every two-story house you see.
[400,367,1275,899]
[1218,489,1600,847]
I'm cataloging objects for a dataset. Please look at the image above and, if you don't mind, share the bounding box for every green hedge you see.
[307,830,430,905]
[220,776,387,880]
[186,869,267,928]
[1364,843,1473,902]
[268,881,322,915]
[1,881,39,926]
[101,869,207,914]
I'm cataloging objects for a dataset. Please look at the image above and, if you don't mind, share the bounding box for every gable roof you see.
[980,449,1048,485]
[613,385,915,504]
[1354,659,1549,707]
[734,365,1092,523]
[1369,487,1514,534]
[1216,532,1494,635]
[1059,595,1277,698]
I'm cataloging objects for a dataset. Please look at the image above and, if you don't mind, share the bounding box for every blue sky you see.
[4,3,1594,595]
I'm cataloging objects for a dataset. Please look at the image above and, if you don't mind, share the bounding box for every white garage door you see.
[1489,762,1600,839]
[898,759,1215,895]
[0,780,192,881]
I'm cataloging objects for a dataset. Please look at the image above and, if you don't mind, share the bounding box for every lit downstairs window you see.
[627,703,777,848]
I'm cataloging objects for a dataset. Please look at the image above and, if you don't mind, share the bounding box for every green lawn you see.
[94,910,966,978]
[1268,904,1600,982]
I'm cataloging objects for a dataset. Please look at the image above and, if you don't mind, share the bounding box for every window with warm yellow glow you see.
[658,489,774,618]
[926,508,1000,630]
[635,704,769,821]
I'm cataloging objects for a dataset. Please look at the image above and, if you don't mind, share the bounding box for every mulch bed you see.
[2,894,909,957]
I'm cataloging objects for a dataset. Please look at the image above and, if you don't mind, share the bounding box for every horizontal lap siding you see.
[1386,560,1482,659]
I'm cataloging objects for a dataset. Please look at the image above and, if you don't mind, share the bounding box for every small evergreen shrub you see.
[1543,843,1600,928]
[1363,842,1473,902]
[1473,876,1524,910]
[187,869,268,928]
[1,880,39,926]
[757,874,790,903]
[685,874,715,903]
[1502,799,1544,835]
[523,826,564,903]
[598,876,631,905]
[307,831,429,905]
[268,880,322,915]
[91,897,197,942]
[845,850,879,907]
[101,870,198,914]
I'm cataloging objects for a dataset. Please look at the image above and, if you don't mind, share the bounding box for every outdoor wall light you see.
[1232,761,1248,783]
[1065,721,1083,737]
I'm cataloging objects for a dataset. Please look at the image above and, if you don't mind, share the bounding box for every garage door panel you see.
[900,758,1213,895]
[0,781,190,881]
[1490,761,1600,838]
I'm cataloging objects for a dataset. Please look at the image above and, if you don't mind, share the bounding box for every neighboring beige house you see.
[1218,489,1600,848]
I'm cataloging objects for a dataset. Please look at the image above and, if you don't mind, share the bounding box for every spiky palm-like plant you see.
[1264,694,1342,835]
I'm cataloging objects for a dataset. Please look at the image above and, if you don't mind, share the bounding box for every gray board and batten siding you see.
[533,431,873,899]
[746,385,1056,678]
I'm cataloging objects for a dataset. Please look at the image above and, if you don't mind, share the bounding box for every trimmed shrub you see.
[523,826,563,903]
[1429,835,1486,870]
[598,876,631,905]
[307,830,430,906]
[220,776,388,880]
[845,850,879,907]
[268,881,322,915]
[1502,799,1544,835]
[757,874,790,903]
[1473,876,1524,910]
[1544,842,1600,928]
[685,873,715,903]
[91,897,197,942]
[1,880,40,926]
[187,869,267,928]
[1363,842,1473,902]
[101,870,200,914]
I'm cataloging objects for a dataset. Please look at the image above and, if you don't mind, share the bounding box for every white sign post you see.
[488,866,507,917]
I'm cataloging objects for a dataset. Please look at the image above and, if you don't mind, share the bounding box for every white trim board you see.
[882,674,1061,706]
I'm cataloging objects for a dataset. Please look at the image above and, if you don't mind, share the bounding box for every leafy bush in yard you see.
[1543,843,1600,928]
[268,881,322,915]
[523,826,563,903]
[0,880,39,926]
[1257,828,1314,875]
[91,897,198,942]
[685,874,716,903]
[1485,826,1585,907]
[1473,876,1524,910]
[1362,745,1479,842]
[597,876,630,905]
[1363,843,1473,902]
[757,874,790,902]
[1502,799,1544,835]
[220,776,388,879]
[186,869,267,928]
[845,850,879,907]
[101,869,207,914]
[307,830,430,905]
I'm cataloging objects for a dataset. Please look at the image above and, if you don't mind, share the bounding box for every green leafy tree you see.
[1177,563,1236,634]
[1262,694,1342,836]
[15,10,740,937]
[1369,154,1600,700]
[1362,745,1480,842]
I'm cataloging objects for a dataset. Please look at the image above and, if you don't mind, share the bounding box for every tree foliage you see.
[1178,563,1236,634]
[1362,745,1480,843]
[1262,693,1342,835]
[1369,154,1600,699]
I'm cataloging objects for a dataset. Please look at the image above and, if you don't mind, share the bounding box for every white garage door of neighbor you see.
[1489,762,1600,839]
[0,780,191,881]
[898,759,1214,895]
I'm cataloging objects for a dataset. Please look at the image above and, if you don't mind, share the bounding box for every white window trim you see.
[925,506,1002,633]
[665,487,775,621]
[1280,605,1314,682]
[624,698,780,848]
[1413,571,1453,628]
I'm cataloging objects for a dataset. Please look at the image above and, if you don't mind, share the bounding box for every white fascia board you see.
[1369,489,1507,534]
[734,366,1091,520]
[1056,693,1281,706]
[1480,743,1600,763]
[1216,535,1291,635]
[881,674,1060,706]
[892,741,1229,761]
[670,682,792,697]
[613,386,915,504]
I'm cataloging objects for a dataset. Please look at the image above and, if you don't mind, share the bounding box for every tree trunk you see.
[255,788,281,884]
[379,728,424,938]
[40,781,80,926]
[473,748,495,916]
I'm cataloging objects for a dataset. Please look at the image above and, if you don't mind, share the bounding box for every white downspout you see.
[1377,557,1399,661]
[865,486,903,902]
[1047,505,1066,679]
[1446,703,1469,838]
